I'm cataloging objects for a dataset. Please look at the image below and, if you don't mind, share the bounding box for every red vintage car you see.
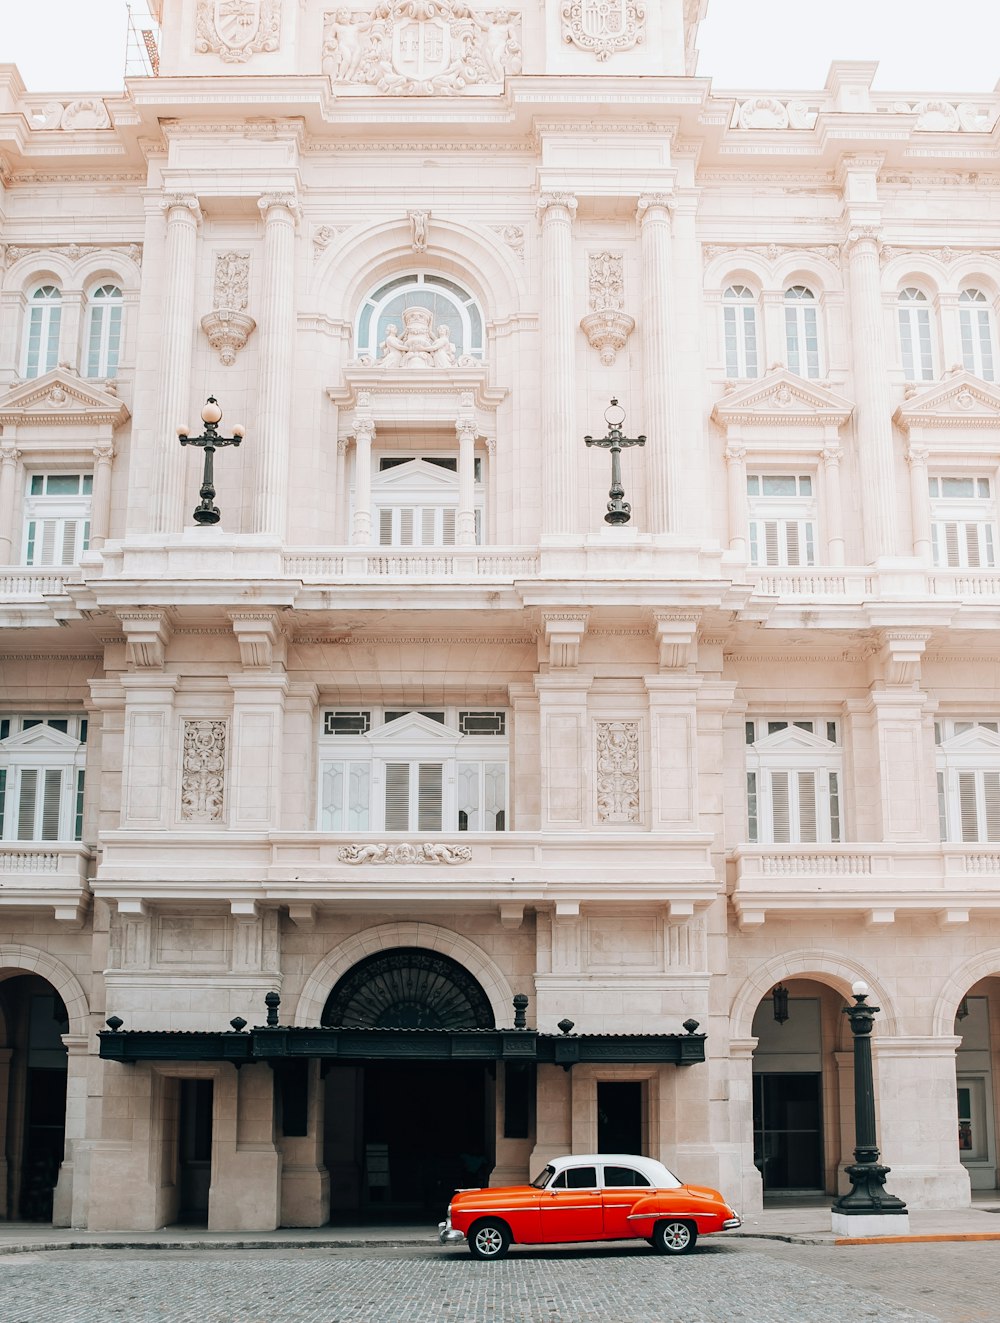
[439,1153,741,1259]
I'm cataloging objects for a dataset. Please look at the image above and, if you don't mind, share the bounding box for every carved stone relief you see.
[338,842,472,863]
[561,0,645,61]
[595,720,640,824]
[580,251,634,366]
[321,1,522,95]
[180,720,227,822]
[202,250,255,366]
[491,224,524,260]
[375,304,460,367]
[196,0,282,62]
[213,250,250,310]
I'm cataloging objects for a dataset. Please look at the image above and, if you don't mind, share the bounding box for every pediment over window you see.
[712,369,853,428]
[752,725,835,754]
[373,459,460,493]
[0,368,130,429]
[367,712,462,743]
[893,371,1000,431]
[937,726,1000,755]
[1,724,82,752]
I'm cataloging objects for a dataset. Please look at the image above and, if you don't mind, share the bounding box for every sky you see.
[1,0,999,94]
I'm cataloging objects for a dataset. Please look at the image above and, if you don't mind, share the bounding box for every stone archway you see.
[0,944,90,1037]
[730,948,898,1041]
[322,946,496,1029]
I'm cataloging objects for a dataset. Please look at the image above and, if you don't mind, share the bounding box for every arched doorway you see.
[952,976,1000,1191]
[750,979,848,1200]
[322,947,497,1217]
[0,973,69,1221]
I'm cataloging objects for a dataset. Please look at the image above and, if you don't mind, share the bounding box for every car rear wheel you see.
[468,1218,511,1261]
[651,1219,697,1255]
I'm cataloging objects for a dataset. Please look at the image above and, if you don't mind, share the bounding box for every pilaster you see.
[537,193,578,538]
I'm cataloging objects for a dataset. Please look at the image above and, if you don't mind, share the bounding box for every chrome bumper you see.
[438,1219,465,1245]
[722,1216,742,1230]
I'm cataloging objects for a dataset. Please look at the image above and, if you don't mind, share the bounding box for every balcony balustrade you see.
[0,842,92,925]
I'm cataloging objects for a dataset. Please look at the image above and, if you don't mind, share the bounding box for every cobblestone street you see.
[2,1239,995,1323]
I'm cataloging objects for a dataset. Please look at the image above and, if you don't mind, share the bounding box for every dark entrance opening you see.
[597,1081,643,1154]
[178,1078,213,1222]
[322,947,497,1219]
[753,1072,823,1190]
[0,974,69,1222]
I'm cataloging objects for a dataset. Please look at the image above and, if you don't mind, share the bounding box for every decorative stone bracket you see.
[543,612,589,669]
[580,251,634,366]
[201,308,256,367]
[580,309,635,367]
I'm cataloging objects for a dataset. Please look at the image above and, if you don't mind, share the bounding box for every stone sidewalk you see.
[1,1198,999,1255]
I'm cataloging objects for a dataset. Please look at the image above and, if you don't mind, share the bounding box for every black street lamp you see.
[831,980,908,1230]
[584,398,645,525]
[178,396,244,526]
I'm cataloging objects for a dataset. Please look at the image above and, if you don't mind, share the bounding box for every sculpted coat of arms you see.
[323,0,521,95]
[195,0,282,63]
[561,0,645,61]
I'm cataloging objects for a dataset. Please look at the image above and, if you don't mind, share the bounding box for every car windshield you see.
[530,1165,555,1189]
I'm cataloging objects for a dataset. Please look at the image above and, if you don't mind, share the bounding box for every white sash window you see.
[723,285,759,379]
[22,473,93,567]
[747,474,816,567]
[959,288,996,382]
[0,716,87,843]
[898,287,936,381]
[928,476,996,569]
[362,456,484,547]
[784,286,820,379]
[23,285,62,379]
[86,284,124,378]
[319,708,507,832]
[745,719,842,844]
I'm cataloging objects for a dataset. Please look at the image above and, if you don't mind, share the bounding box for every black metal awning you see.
[98,1023,706,1067]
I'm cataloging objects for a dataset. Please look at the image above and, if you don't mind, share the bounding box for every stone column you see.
[724,444,748,557]
[351,409,375,545]
[52,1034,90,1227]
[456,398,478,546]
[537,194,578,538]
[729,1038,764,1215]
[844,227,898,560]
[253,193,299,537]
[0,442,22,564]
[637,194,678,533]
[89,442,114,550]
[151,194,201,534]
[821,444,846,565]
[906,443,932,562]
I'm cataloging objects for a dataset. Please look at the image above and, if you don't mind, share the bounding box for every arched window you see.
[959,289,996,381]
[784,286,820,378]
[723,285,759,378]
[897,287,935,382]
[356,272,485,361]
[85,284,123,378]
[23,285,62,378]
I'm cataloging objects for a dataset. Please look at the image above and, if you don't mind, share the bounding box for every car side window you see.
[550,1171,567,1188]
[564,1166,598,1188]
[603,1166,651,1188]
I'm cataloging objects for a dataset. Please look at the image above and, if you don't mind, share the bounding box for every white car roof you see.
[545,1154,680,1187]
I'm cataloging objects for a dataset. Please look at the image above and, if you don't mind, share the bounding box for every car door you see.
[600,1164,653,1239]
[537,1165,604,1242]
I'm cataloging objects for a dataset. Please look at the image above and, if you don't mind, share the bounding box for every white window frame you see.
[355,272,485,361]
[928,474,996,570]
[361,454,484,548]
[898,287,936,382]
[723,285,760,379]
[936,719,1000,843]
[22,472,93,567]
[784,286,821,379]
[959,289,996,382]
[747,473,817,568]
[23,285,62,379]
[85,283,124,378]
[745,719,842,844]
[318,708,508,833]
[0,717,87,843]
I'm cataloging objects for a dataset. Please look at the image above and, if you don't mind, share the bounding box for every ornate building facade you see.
[0,0,999,1229]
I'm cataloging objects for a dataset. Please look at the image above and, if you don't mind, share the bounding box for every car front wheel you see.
[468,1218,511,1261]
[651,1219,697,1255]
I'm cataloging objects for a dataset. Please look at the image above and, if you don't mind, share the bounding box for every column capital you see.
[636,193,675,220]
[258,192,301,224]
[0,442,22,466]
[843,224,883,254]
[537,192,578,221]
[161,193,202,224]
[455,410,478,442]
[92,441,115,464]
[821,443,843,466]
[724,443,747,465]
[352,413,376,445]
[905,443,930,467]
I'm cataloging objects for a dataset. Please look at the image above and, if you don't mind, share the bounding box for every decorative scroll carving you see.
[561,0,645,61]
[491,224,524,259]
[213,251,250,310]
[181,720,227,823]
[321,1,521,95]
[338,842,473,863]
[60,98,112,130]
[376,304,459,367]
[595,720,640,824]
[196,0,282,63]
[202,251,255,366]
[580,251,634,366]
[313,224,345,254]
[702,242,841,268]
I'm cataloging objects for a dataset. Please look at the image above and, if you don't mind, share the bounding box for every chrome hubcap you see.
[476,1227,503,1255]
[664,1224,690,1249]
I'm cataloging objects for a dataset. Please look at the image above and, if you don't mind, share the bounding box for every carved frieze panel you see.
[196,0,282,63]
[561,0,645,61]
[321,1,522,96]
[338,842,472,863]
[180,720,227,823]
[203,250,255,365]
[588,252,624,312]
[213,251,250,311]
[595,720,640,824]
